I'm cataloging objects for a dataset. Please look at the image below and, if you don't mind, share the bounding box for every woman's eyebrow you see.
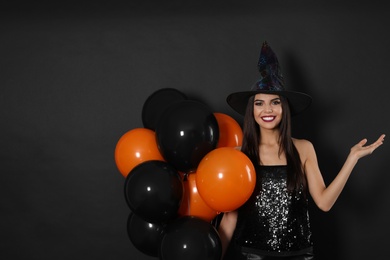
[254,98,281,102]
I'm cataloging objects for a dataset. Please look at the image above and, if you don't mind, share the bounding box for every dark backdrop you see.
[1,1,389,260]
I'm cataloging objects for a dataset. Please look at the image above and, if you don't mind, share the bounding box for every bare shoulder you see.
[292,138,316,158]
[292,137,313,148]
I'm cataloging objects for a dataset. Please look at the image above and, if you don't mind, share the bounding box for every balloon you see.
[124,160,183,223]
[213,112,243,148]
[142,88,187,130]
[115,128,165,178]
[178,173,219,222]
[196,147,256,212]
[155,100,219,173]
[159,216,222,260]
[127,212,164,257]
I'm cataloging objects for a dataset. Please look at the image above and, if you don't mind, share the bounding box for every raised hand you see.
[350,134,385,160]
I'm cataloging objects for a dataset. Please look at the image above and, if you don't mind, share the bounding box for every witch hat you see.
[226,41,312,116]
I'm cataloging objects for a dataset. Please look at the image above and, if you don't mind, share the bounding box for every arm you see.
[218,211,238,259]
[299,134,385,212]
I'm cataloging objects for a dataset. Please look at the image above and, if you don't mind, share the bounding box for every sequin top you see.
[233,165,313,256]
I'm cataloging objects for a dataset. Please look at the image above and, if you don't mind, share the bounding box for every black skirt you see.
[237,246,314,260]
[240,252,314,260]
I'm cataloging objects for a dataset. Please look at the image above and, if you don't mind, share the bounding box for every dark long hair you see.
[241,95,307,192]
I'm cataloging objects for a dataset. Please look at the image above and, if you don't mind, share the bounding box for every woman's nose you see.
[265,105,273,113]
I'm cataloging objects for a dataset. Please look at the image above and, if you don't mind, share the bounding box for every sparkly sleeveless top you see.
[233,165,313,256]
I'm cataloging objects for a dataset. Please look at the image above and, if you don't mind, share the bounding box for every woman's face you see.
[253,93,283,130]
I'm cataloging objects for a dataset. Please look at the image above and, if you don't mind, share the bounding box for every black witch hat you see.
[227,41,312,116]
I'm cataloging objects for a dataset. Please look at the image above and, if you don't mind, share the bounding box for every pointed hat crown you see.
[254,41,285,92]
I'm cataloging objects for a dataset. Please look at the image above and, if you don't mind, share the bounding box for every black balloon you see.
[127,212,164,257]
[124,160,183,223]
[142,88,187,131]
[159,216,222,260]
[155,100,219,173]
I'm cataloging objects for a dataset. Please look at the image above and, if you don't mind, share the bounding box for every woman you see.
[218,42,385,259]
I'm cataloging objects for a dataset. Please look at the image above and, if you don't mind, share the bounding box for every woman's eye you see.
[272,100,281,105]
[254,102,263,106]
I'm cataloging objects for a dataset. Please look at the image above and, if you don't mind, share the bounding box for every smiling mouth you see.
[261,116,276,122]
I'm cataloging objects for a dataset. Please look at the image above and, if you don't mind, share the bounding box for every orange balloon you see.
[178,173,219,222]
[214,113,243,148]
[115,128,165,178]
[196,147,256,212]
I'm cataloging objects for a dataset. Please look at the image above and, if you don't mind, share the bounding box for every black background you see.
[1,1,389,259]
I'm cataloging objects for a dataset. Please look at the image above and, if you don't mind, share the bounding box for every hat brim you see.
[227,90,312,116]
